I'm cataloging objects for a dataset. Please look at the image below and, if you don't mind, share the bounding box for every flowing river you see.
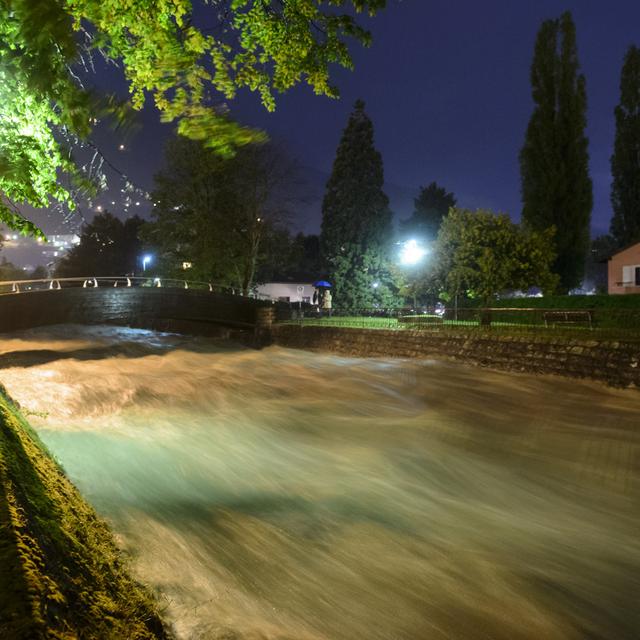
[0,325,638,640]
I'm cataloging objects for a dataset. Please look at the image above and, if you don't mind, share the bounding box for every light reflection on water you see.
[1,325,639,639]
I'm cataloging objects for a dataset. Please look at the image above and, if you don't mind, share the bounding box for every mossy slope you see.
[0,387,171,639]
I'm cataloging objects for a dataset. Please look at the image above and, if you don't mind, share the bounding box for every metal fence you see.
[282,306,640,340]
[0,276,274,301]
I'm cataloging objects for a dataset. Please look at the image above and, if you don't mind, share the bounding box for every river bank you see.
[0,383,170,639]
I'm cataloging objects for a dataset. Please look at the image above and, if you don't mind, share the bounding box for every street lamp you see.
[399,239,428,266]
[398,239,428,311]
[142,254,152,272]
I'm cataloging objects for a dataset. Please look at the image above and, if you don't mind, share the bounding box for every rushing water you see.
[0,325,639,640]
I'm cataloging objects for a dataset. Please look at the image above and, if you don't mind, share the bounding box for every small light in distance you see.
[118,144,125,151]
[372,281,380,289]
[142,254,152,271]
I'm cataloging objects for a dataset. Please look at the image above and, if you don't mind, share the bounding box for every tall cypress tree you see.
[320,100,398,308]
[610,45,640,248]
[520,12,592,292]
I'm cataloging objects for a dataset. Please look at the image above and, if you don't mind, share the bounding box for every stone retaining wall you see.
[271,325,640,388]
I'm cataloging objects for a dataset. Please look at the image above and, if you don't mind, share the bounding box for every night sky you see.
[24,0,640,240]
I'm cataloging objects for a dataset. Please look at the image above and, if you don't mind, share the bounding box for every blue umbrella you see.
[313,280,332,288]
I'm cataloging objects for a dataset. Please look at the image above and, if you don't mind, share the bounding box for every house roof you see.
[607,240,640,260]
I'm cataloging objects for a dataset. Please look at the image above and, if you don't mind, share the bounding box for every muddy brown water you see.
[0,325,638,639]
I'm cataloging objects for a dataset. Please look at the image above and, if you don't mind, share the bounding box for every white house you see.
[254,282,318,303]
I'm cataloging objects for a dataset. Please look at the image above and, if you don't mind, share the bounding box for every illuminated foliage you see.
[429,208,559,303]
[0,0,385,235]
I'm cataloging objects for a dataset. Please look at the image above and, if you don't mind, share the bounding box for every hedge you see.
[486,293,640,310]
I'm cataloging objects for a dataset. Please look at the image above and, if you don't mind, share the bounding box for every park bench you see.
[543,310,592,329]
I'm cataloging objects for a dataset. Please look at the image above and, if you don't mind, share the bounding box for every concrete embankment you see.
[0,387,170,639]
[271,325,640,388]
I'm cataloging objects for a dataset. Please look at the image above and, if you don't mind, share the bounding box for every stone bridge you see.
[0,281,275,337]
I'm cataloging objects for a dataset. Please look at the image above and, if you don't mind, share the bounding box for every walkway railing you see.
[0,276,275,301]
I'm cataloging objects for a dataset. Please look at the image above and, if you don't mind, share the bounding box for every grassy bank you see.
[0,387,170,639]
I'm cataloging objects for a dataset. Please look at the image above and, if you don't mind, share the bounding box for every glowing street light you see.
[142,254,152,272]
[399,239,428,266]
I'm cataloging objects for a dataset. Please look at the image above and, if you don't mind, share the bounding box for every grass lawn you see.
[283,314,640,340]
[293,315,402,329]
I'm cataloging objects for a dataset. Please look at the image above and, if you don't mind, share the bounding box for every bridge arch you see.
[0,277,274,336]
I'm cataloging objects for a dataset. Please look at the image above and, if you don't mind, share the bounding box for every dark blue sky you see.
[39,0,640,237]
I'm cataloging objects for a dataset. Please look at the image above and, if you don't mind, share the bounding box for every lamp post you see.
[142,254,152,272]
[398,239,428,310]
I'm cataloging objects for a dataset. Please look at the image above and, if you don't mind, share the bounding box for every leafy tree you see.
[0,1,386,236]
[520,11,592,292]
[320,100,397,308]
[142,137,297,294]
[56,212,143,276]
[29,265,49,280]
[331,243,403,310]
[428,208,558,305]
[0,257,23,281]
[400,182,456,241]
[289,233,323,280]
[610,45,640,248]
[257,232,324,282]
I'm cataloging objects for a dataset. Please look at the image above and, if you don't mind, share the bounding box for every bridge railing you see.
[0,276,275,301]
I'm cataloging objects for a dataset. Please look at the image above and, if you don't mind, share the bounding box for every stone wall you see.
[271,325,640,388]
[0,287,265,335]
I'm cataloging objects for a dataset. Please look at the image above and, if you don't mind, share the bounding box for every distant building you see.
[39,234,81,262]
[607,241,640,294]
[255,282,318,304]
[0,230,80,272]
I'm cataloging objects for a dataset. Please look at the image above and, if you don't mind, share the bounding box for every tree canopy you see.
[320,99,399,308]
[610,45,640,248]
[0,0,386,235]
[400,182,456,242]
[142,137,297,293]
[55,212,143,276]
[520,11,592,292]
[428,208,558,304]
